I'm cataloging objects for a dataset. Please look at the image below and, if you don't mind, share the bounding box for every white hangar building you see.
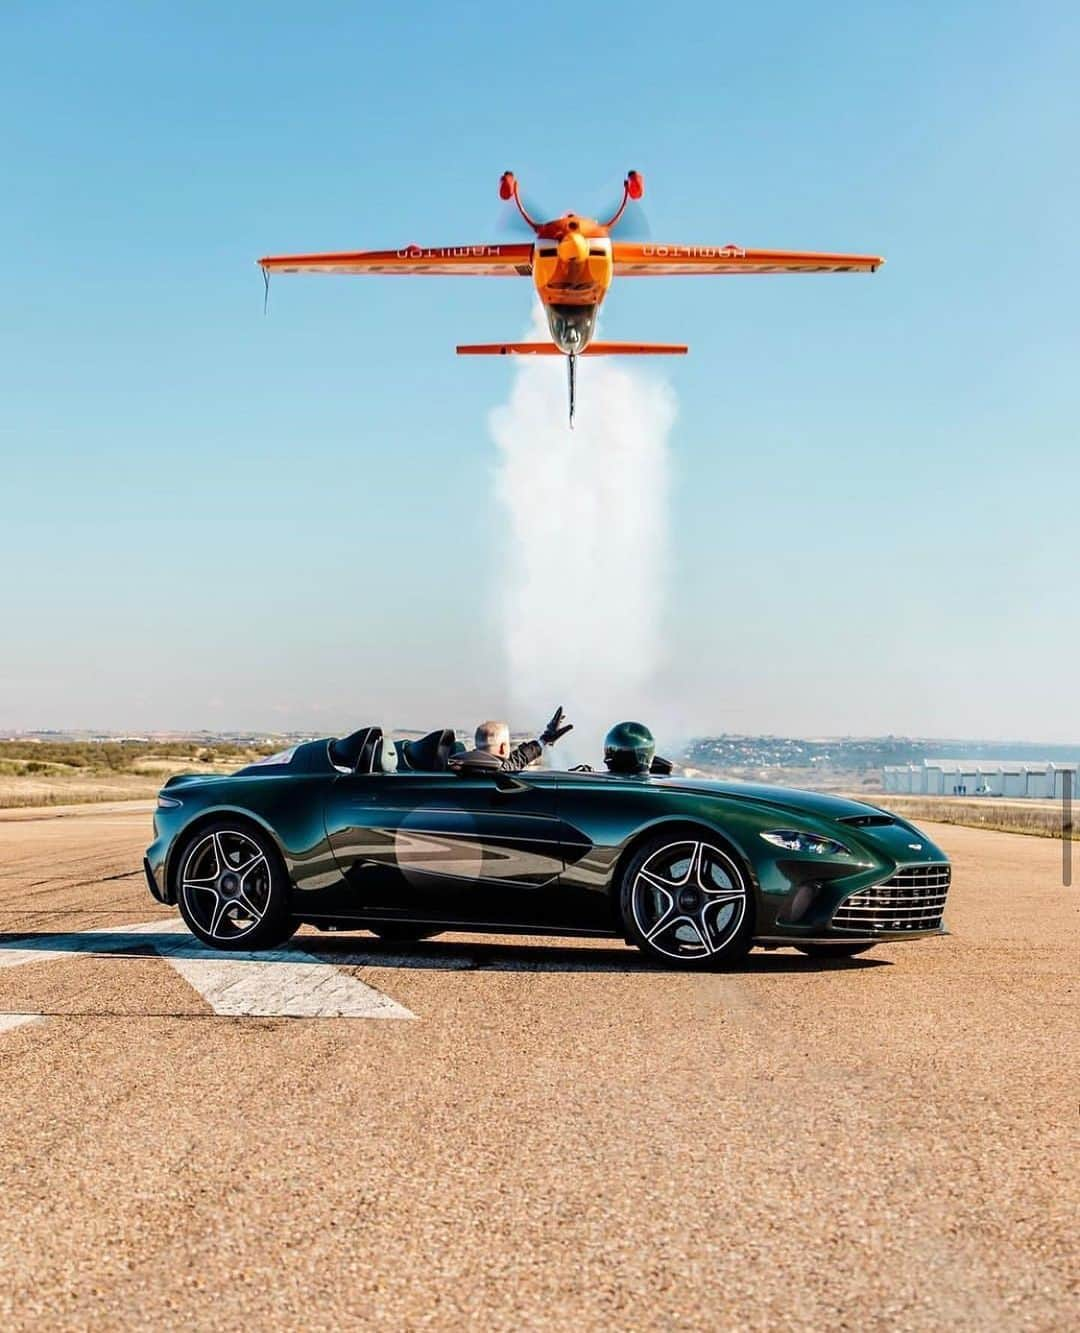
[883,759,1078,799]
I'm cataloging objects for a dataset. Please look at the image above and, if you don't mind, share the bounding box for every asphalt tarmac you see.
[0,804,1075,1330]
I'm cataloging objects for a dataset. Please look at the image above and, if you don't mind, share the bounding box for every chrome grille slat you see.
[843,890,949,902]
[839,913,943,925]
[841,901,946,912]
[832,863,950,932]
[883,865,950,877]
[886,873,950,884]
[849,893,949,904]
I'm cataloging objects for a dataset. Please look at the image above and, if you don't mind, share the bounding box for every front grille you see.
[832,863,950,932]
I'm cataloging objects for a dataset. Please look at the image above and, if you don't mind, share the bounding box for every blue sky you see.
[1,1,1077,741]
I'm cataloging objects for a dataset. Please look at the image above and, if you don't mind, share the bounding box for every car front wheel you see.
[177,822,296,951]
[619,834,754,969]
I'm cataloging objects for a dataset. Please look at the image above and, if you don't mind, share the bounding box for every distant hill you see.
[5,728,1077,776]
[684,735,1080,773]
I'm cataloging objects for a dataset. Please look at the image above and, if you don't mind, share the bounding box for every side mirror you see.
[649,755,674,776]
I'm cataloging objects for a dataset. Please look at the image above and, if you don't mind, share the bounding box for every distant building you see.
[883,759,1078,799]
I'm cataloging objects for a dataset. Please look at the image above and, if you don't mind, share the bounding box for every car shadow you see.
[0,928,891,975]
[307,936,892,974]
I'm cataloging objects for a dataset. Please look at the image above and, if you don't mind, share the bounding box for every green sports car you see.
[144,725,950,969]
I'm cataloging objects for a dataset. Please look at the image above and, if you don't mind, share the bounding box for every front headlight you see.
[761,829,851,857]
[157,794,183,810]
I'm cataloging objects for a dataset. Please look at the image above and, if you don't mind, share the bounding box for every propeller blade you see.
[592,177,651,238]
[609,198,651,240]
[495,186,550,237]
[496,200,537,238]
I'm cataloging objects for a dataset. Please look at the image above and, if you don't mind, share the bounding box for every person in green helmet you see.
[603,721,657,776]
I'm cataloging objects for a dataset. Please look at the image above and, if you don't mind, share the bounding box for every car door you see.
[324,768,569,926]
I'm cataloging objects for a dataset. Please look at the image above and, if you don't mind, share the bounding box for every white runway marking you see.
[0,918,176,971]
[0,919,415,1021]
[152,925,414,1019]
[0,1013,44,1034]
[166,953,413,1018]
[0,940,86,970]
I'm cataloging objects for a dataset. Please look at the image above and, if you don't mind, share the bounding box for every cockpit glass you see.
[546,304,597,354]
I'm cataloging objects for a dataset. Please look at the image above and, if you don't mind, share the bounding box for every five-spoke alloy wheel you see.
[620,835,753,968]
[177,822,296,951]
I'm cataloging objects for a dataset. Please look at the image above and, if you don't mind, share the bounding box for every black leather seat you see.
[396,728,457,772]
[329,726,396,774]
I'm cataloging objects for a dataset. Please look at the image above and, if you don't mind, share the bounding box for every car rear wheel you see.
[177,822,296,951]
[796,943,874,959]
[619,834,753,969]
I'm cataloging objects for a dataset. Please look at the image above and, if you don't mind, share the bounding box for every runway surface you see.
[0,804,1075,1330]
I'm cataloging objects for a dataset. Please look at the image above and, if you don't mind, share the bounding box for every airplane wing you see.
[613,244,883,275]
[259,244,533,277]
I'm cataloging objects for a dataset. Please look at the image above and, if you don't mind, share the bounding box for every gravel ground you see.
[0,805,1075,1330]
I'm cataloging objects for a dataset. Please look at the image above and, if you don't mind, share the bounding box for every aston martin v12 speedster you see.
[144,726,950,969]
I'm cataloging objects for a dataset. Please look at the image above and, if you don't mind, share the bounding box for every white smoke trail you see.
[489,308,677,767]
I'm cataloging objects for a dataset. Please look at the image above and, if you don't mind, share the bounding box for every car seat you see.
[396,728,457,772]
[328,726,398,774]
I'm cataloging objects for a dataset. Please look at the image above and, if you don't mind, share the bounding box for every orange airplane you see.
[259,171,884,425]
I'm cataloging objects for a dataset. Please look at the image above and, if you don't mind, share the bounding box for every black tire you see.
[176,821,297,952]
[368,923,440,942]
[795,943,874,959]
[619,832,754,970]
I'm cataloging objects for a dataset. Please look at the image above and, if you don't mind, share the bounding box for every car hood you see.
[654,776,945,859]
[657,776,894,823]
[160,772,238,792]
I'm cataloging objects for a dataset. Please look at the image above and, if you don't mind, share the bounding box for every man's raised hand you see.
[541,706,574,747]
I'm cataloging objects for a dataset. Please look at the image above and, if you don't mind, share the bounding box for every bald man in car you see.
[448,707,573,773]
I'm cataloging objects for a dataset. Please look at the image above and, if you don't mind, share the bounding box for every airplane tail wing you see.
[456,342,563,356]
[455,341,687,356]
[456,342,687,428]
[582,341,687,356]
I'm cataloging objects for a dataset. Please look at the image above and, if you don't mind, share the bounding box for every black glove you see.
[540,706,574,747]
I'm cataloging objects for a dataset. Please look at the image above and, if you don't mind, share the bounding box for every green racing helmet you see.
[603,721,656,775]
